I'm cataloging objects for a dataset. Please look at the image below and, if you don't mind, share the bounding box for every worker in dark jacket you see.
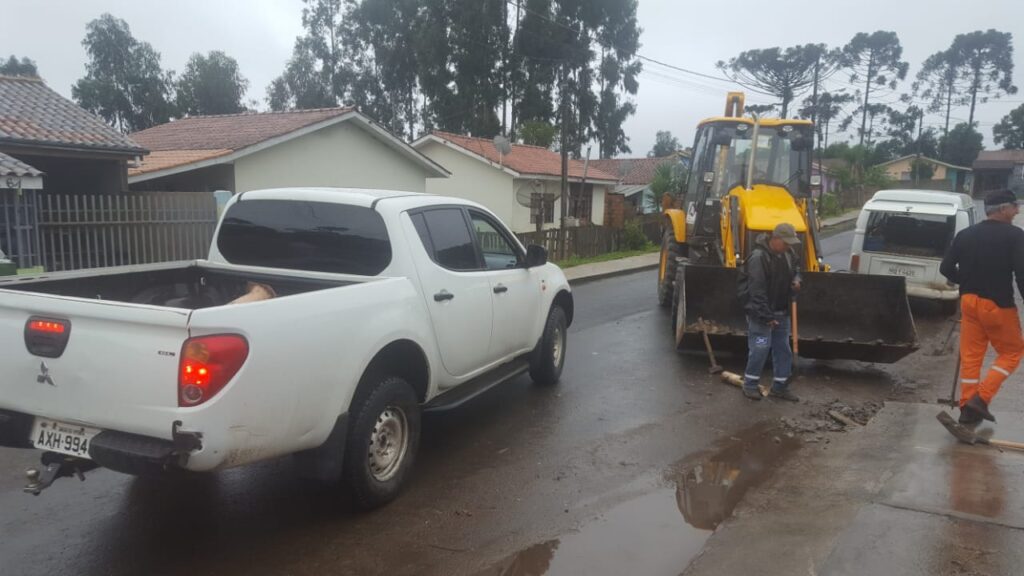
[940,189,1024,424]
[737,222,802,402]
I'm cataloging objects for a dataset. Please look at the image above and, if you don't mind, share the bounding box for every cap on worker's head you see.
[985,189,1018,207]
[772,222,800,245]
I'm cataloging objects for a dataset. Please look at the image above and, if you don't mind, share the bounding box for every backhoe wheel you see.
[658,230,683,307]
[530,305,568,386]
[344,375,421,511]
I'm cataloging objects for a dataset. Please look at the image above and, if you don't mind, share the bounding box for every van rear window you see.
[217,199,391,275]
[863,211,954,258]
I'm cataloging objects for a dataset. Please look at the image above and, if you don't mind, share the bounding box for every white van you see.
[850,190,979,303]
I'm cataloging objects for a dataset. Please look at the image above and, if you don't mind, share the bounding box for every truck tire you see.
[343,375,421,511]
[658,230,683,307]
[530,305,567,386]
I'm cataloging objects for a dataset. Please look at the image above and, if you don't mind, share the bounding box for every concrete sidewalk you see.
[563,252,660,284]
[684,399,1024,576]
[820,209,860,230]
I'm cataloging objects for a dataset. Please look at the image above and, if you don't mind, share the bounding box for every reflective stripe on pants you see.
[959,293,1024,406]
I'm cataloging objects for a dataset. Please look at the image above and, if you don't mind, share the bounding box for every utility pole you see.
[914,107,924,188]
[559,62,570,261]
[809,53,822,197]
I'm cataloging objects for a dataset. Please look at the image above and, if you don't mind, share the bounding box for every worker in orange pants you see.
[958,293,1024,415]
[941,189,1024,424]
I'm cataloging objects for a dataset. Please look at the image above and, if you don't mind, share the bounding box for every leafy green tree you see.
[519,121,558,148]
[175,51,248,116]
[950,30,1017,127]
[745,103,778,117]
[839,31,909,146]
[800,91,854,148]
[267,37,337,111]
[72,14,176,132]
[0,55,38,77]
[940,123,984,167]
[649,130,680,157]
[993,103,1024,149]
[647,162,684,212]
[717,44,833,117]
[914,48,966,141]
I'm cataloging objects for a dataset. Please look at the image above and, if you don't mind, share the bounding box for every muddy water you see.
[484,422,800,576]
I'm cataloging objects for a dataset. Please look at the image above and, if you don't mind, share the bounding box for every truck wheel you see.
[658,230,683,307]
[530,306,567,386]
[343,376,421,511]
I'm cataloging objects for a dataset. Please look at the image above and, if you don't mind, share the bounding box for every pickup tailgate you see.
[0,290,189,440]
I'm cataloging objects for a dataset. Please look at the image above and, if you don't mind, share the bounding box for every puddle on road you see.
[484,422,800,576]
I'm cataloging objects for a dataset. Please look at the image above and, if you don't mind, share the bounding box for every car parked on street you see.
[849,190,978,311]
[0,188,573,509]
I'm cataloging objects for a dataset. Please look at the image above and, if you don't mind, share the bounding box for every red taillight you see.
[29,320,67,334]
[178,334,248,407]
[850,254,860,273]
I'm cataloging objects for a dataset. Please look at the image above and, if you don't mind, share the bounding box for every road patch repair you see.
[681,402,1024,576]
[482,422,800,575]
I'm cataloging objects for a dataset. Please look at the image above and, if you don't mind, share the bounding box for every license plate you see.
[887,265,919,278]
[30,418,100,459]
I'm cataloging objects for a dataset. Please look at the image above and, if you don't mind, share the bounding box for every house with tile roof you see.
[588,153,690,214]
[412,131,620,233]
[0,75,147,194]
[128,107,448,193]
[973,150,1024,197]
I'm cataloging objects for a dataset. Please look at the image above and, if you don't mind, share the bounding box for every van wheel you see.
[343,376,421,511]
[658,230,683,307]
[530,306,567,386]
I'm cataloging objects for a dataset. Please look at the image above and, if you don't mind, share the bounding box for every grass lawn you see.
[555,244,659,268]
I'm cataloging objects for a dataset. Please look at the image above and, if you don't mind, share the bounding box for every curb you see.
[567,262,659,286]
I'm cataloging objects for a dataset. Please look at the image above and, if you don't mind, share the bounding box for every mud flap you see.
[675,265,918,363]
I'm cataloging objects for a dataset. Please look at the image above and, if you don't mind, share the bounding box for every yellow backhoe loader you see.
[658,92,917,363]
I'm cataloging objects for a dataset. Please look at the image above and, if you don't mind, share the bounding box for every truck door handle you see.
[434,290,455,302]
[493,284,508,294]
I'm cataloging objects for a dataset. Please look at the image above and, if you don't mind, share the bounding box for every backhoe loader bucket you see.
[674,264,918,364]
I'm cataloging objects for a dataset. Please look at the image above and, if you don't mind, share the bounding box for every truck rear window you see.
[217,199,391,275]
[863,211,955,258]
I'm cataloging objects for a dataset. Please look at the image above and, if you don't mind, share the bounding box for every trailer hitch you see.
[23,452,97,496]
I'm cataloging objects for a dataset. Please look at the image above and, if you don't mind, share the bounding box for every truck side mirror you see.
[526,245,548,268]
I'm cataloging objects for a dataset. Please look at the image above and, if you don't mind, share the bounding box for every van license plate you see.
[30,419,99,459]
[887,265,919,277]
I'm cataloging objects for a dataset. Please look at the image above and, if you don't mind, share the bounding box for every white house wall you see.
[418,141,533,231]
[234,121,432,193]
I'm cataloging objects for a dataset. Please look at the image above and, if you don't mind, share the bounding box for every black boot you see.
[965,395,996,423]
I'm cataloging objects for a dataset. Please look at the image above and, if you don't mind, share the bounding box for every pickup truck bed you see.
[0,261,356,308]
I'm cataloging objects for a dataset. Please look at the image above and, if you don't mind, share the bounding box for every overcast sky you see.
[7,0,1024,156]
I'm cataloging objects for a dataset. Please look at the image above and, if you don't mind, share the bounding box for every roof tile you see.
[0,151,43,177]
[0,76,145,154]
[588,156,680,185]
[131,107,356,151]
[128,149,233,176]
[430,131,619,181]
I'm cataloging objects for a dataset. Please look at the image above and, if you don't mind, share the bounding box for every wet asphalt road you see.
[0,260,952,576]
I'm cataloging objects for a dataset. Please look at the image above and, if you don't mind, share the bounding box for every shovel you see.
[697,317,724,375]
[936,411,1024,452]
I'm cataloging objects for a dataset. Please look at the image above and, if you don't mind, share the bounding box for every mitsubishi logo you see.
[37,362,55,386]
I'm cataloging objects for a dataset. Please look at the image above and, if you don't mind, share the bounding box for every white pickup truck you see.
[0,188,573,509]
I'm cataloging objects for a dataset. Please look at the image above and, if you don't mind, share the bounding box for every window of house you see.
[570,184,593,222]
[412,208,479,271]
[530,193,555,224]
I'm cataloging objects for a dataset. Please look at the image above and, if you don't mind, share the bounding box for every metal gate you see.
[0,189,41,268]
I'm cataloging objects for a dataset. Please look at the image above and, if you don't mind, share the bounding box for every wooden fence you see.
[514,215,665,261]
[0,191,218,272]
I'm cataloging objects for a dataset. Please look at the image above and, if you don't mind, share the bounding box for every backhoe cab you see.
[658,92,918,364]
